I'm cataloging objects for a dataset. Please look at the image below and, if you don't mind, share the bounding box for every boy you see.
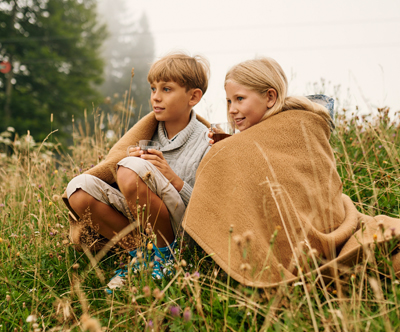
[63,52,210,286]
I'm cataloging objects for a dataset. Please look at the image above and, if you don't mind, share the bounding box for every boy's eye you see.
[227,100,231,105]
[150,87,156,92]
[164,87,170,92]
[237,96,243,101]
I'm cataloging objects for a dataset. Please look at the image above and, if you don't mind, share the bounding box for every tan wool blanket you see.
[183,109,400,288]
[62,111,210,249]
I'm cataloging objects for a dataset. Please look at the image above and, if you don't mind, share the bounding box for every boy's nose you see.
[152,91,161,101]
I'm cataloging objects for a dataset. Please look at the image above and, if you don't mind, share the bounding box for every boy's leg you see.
[67,174,138,251]
[117,166,174,248]
[68,189,136,250]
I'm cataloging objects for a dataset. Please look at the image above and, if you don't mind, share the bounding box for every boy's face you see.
[150,81,194,123]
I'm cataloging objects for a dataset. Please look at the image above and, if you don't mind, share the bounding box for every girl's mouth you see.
[235,117,245,125]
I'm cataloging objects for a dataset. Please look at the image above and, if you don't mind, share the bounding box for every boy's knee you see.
[69,189,96,216]
[117,166,140,196]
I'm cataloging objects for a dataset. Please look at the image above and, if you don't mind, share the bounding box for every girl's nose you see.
[228,104,237,114]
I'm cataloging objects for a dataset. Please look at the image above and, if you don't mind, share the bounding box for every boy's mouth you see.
[153,107,165,113]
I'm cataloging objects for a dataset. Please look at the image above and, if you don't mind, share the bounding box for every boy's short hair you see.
[147,52,210,94]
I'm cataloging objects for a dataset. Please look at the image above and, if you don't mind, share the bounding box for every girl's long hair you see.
[225,58,334,130]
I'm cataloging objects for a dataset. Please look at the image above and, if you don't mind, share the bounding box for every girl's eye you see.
[164,87,170,92]
[227,100,231,104]
[151,87,156,92]
[237,96,243,101]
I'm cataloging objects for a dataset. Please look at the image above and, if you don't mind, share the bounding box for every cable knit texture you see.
[152,110,211,206]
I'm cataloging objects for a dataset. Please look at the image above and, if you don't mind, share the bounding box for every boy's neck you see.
[164,111,192,139]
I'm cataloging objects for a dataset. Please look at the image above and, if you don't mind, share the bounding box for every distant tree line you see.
[0,0,154,143]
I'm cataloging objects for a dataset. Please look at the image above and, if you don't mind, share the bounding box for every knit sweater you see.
[152,110,210,206]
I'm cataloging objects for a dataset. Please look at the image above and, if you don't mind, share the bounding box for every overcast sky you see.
[128,0,400,122]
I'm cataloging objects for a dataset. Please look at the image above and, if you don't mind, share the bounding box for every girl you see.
[183,57,400,287]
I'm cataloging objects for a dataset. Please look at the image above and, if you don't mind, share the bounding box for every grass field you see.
[0,106,399,331]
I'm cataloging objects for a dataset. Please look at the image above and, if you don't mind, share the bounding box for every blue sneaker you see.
[152,241,177,280]
[106,248,149,293]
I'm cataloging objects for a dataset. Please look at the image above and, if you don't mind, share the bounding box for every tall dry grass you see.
[0,104,399,331]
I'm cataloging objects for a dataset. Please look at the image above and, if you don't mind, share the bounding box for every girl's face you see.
[225,81,275,131]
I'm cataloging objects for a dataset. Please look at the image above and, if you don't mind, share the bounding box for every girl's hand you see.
[140,149,184,192]
[127,146,142,158]
[207,128,215,145]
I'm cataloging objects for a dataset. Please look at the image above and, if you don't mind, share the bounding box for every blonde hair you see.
[147,52,210,94]
[225,57,333,129]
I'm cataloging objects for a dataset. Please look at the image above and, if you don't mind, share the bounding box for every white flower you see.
[26,314,37,322]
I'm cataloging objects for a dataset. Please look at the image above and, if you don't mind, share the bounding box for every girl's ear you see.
[266,88,277,109]
[189,88,203,106]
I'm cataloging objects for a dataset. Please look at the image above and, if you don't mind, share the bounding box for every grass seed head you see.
[143,286,151,297]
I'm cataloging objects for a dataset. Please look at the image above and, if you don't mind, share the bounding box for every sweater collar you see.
[158,110,197,152]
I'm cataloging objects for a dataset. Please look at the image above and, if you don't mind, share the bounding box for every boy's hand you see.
[127,146,142,157]
[207,128,215,145]
[140,149,184,192]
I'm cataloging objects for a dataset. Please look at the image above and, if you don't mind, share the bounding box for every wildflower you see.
[6,294,10,301]
[58,255,62,261]
[378,145,382,149]
[351,274,356,280]
[16,252,20,257]
[49,232,54,236]
[183,307,192,322]
[193,271,200,279]
[185,272,190,278]
[332,289,337,295]
[54,170,58,174]
[49,202,53,206]
[170,305,180,317]
[37,199,42,203]
[146,320,153,329]
[72,263,80,270]
[0,238,3,243]
[0,203,4,207]
[23,302,26,308]
[373,233,378,240]
[26,315,37,322]
[147,243,153,250]
[180,259,187,267]
[49,253,53,259]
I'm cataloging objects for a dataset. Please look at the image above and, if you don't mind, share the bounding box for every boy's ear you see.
[189,88,203,107]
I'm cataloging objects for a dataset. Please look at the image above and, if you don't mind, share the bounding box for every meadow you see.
[0,104,399,331]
